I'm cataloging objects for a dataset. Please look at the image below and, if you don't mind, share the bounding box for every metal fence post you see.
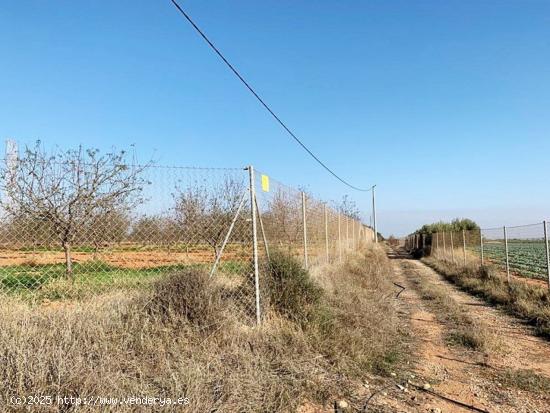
[504,226,510,282]
[462,229,467,266]
[248,165,261,325]
[338,213,342,262]
[344,216,349,249]
[352,219,356,251]
[372,185,378,243]
[443,231,447,258]
[544,221,550,290]
[450,231,455,264]
[301,192,308,269]
[480,228,484,267]
[324,204,329,263]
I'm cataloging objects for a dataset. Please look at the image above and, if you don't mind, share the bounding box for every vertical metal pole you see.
[301,192,308,269]
[450,231,455,264]
[544,221,550,290]
[351,218,355,251]
[462,229,467,266]
[324,204,329,263]
[480,228,484,267]
[372,185,378,243]
[344,216,349,249]
[504,226,510,282]
[248,166,261,325]
[338,213,342,262]
[254,196,270,261]
[443,231,447,260]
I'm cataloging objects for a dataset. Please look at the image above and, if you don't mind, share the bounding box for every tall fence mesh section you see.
[0,165,258,321]
[506,223,546,279]
[415,222,550,284]
[254,171,373,270]
[480,227,507,272]
[0,162,375,323]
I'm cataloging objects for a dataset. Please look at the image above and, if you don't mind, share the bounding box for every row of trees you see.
[1,143,366,278]
[414,218,479,235]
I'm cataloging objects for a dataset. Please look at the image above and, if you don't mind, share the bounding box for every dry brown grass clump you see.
[423,256,550,338]
[143,268,226,330]
[311,246,406,375]
[404,261,494,353]
[0,246,406,412]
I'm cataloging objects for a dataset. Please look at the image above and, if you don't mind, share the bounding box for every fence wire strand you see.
[0,163,374,324]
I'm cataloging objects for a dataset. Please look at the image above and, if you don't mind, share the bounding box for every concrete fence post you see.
[504,226,510,282]
[248,165,261,325]
[301,192,308,269]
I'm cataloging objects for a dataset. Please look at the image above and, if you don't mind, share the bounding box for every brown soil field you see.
[0,247,251,269]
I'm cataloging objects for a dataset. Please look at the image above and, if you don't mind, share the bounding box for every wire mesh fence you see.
[408,221,550,289]
[0,160,374,324]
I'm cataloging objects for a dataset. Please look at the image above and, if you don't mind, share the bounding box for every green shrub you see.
[265,252,324,326]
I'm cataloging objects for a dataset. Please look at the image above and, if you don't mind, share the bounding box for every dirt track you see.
[385,248,550,413]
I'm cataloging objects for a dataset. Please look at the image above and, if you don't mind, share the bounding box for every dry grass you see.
[404,261,495,353]
[423,256,550,338]
[0,245,405,412]
[496,368,550,393]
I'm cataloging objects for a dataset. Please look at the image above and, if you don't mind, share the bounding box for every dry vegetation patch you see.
[0,245,406,412]
[403,261,496,353]
[423,256,550,338]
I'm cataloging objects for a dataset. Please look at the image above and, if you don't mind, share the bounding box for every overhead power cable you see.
[169,0,373,192]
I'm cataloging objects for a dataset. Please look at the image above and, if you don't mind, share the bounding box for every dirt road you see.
[379,249,550,413]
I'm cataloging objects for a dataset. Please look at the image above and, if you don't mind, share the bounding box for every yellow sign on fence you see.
[261,174,270,192]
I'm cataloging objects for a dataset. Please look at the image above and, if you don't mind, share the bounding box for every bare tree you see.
[263,188,302,253]
[172,177,246,258]
[338,195,360,220]
[83,210,131,259]
[0,142,150,278]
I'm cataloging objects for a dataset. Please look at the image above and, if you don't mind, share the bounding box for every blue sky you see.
[1,1,549,236]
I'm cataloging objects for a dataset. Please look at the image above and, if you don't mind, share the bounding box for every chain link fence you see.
[0,161,374,324]
[406,221,550,289]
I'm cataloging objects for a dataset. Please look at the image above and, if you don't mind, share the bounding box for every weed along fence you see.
[0,160,374,324]
[405,222,550,289]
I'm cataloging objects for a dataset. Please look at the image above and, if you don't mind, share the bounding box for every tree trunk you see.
[63,242,74,279]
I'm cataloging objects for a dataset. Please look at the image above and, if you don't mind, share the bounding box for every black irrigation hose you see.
[408,382,491,413]
[359,380,491,413]
[392,282,406,298]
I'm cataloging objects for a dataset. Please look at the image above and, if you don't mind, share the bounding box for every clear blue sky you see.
[1,1,549,236]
